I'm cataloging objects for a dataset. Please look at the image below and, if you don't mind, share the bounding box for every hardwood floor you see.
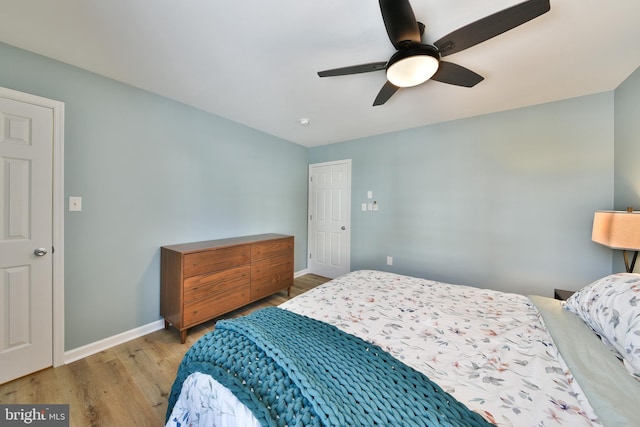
[0,274,330,427]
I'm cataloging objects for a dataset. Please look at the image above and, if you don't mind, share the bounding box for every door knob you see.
[34,248,48,256]
[341,226,346,230]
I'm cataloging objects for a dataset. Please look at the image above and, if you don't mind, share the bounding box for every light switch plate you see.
[69,196,82,212]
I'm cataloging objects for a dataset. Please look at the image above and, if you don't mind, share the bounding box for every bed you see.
[165,270,640,426]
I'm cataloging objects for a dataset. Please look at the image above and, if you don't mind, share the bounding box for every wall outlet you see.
[387,256,393,266]
[69,196,82,212]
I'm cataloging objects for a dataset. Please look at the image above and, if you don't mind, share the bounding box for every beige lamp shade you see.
[592,210,640,250]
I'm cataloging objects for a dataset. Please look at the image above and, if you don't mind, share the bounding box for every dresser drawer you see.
[251,254,293,300]
[251,237,293,261]
[183,282,250,327]
[184,265,250,303]
[183,245,250,277]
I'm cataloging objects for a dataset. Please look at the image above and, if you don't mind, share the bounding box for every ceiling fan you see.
[317,0,550,106]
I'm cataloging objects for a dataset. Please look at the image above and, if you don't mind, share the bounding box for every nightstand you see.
[554,289,575,301]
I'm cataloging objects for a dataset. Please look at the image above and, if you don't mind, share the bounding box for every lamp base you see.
[623,250,638,273]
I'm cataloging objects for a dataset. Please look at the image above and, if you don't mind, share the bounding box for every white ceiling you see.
[1,0,639,147]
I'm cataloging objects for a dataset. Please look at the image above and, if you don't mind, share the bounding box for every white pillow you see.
[564,273,640,380]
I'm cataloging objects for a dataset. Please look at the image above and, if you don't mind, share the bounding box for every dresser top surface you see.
[162,233,293,253]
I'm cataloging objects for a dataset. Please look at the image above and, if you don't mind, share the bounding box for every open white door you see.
[308,160,351,278]
[0,89,64,383]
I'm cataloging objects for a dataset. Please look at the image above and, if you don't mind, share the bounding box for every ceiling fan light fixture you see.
[386,45,440,88]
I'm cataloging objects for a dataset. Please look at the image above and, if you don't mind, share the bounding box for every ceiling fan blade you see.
[379,0,421,49]
[373,81,400,106]
[433,0,550,57]
[318,62,387,77]
[431,62,484,87]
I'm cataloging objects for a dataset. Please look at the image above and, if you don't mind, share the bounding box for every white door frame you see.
[308,159,351,278]
[1,87,65,367]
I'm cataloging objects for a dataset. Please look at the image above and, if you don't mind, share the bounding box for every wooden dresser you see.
[160,233,294,343]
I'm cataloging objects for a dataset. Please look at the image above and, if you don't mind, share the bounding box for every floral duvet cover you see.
[168,270,601,427]
[280,270,600,427]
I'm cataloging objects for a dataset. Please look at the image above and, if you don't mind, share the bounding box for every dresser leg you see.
[287,286,291,297]
[180,330,187,344]
[164,319,170,330]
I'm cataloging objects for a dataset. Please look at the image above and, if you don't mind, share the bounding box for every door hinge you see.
[310,214,312,221]
[309,176,312,182]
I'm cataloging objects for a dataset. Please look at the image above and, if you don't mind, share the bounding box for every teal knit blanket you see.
[167,307,494,427]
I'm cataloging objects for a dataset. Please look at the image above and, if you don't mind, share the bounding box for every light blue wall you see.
[1,39,633,351]
[614,67,640,208]
[613,66,640,272]
[310,93,615,296]
[0,43,309,350]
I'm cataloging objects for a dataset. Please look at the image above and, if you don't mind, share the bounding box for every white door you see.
[0,96,54,383]
[308,160,351,278]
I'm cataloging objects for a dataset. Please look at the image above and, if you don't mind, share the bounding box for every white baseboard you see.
[64,270,310,364]
[294,268,309,277]
[64,319,165,364]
